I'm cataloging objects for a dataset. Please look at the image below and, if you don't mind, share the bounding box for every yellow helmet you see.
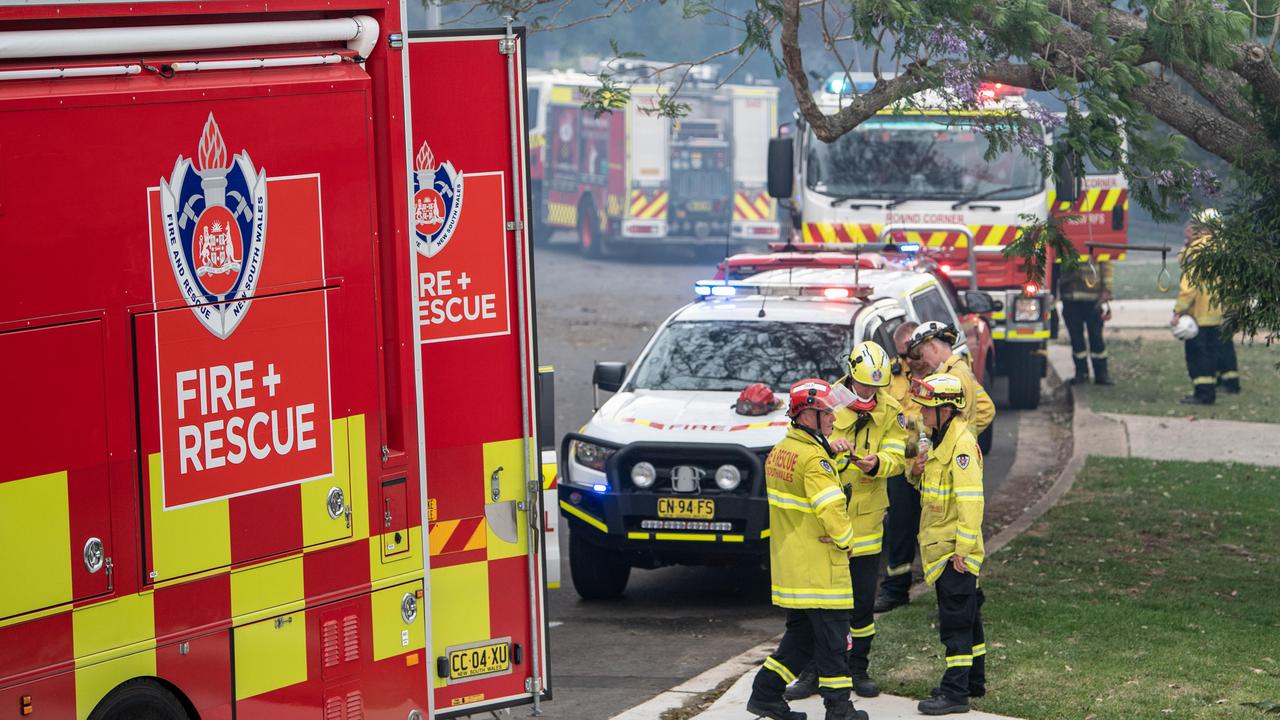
[910,373,967,409]
[847,340,892,387]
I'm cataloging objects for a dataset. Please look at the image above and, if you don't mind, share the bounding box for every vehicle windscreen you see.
[629,320,854,391]
[806,117,1042,200]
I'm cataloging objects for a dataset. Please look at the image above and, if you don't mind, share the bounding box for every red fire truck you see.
[527,67,781,255]
[0,3,550,718]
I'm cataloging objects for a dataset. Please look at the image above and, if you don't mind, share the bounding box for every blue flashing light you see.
[710,285,737,297]
[591,483,608,493]
[898,243,921,253]
[824,74,876,96]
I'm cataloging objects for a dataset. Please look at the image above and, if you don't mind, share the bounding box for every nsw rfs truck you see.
[0,3,551,718]
[527,66,781,255]
[768,73,1127,408]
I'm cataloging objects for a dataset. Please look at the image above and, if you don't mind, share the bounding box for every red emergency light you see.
[977,82,1026,101]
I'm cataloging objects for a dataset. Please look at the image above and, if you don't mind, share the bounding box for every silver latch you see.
[326,487,346,520]
[83,537,105,573]
[490,466,504,500]
[384,497,394,529]
[505,220,524,231]
[388,33,404,50]
[274,615,293,629]
[498,36,516,55]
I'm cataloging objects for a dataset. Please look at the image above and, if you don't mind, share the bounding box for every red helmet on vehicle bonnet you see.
[788,378,839,418]
[735,383,778,416]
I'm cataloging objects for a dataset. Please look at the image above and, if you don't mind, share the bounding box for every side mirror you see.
[592,361,627,409]
[1053,144,1081,204]
[962,290,996,315]
[767,137,794,199]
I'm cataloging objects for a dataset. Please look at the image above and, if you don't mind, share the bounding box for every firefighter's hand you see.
[951,554,969,574]
[912,454,927,476]
[1170,312,1181,327]
[818,535,833,544]
[830,438,853,454]
[853,454,879,474]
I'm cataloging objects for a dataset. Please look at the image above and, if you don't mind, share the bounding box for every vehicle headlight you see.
[714,464,741,491]
[1013,296,1042,322]
[631,461,657,488]
[572,440,615,472]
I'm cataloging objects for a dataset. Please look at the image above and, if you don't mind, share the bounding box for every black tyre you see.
[89,679,189,720]
[569,529,630,600]
[577,199,602,257]
[977,423,994,455]
[1007,344,1042,409]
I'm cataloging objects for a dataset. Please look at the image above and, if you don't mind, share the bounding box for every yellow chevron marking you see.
[1100,188,1121,212]
[640,191,668,219]
[734,193,759,221]
[753,195,772,217]
[429,520,459,556]
[926,231,946,247]
[1080,188,1101,212]
[985,225,1008,245]
[818,223,837,243]
[803,224,820,243]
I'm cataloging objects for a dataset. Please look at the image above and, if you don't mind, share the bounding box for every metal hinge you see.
[345,503,353,529]
[381,444,391,462]
[505,220,524,231]
[498,37,516,55]
[388,33,404,50]
[524,676,542,693]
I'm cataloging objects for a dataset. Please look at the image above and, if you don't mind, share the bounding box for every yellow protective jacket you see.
[888,362,926,459]
[1058,261,1114,302]
[764,425,856,609]
[911,419,986,584]
[831,390,909,556]
[1174,242,1224,326]
[939,354,995,437]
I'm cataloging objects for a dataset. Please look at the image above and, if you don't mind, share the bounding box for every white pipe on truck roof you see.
[0,15,379,61]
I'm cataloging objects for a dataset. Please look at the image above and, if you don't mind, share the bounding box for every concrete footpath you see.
[1106,298,1172,328]
[1045,344,1280,468]
[694,668,1014,720]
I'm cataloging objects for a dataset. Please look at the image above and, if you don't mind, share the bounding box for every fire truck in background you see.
[768,72,1124,408]
[527,64,781,256]
[0,3,551,719]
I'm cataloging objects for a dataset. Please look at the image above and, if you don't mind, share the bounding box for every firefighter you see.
[1058,259,1115,385]
[784,341,909,701]
[908,373,987,716]
[876,321,923,614]
[905,321,995,437]
[1173,208,1240,405]
[748,379,867,720]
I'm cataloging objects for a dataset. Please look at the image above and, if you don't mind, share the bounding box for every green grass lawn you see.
[1110,258,1183,301]
[1086,336,1280,424]
[870,457,1280,719]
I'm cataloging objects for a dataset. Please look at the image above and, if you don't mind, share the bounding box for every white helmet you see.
[1172,314,1199,341]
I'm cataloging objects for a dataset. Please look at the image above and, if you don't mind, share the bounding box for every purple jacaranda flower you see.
[927,25,969,55]
[943,62,979,103]
[1151,169,1176,187]
[1024,101,1064,130]
[1191,167,1220,195]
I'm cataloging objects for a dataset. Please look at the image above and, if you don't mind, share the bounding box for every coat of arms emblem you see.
[412,140,464,257]
[159,113,267,339]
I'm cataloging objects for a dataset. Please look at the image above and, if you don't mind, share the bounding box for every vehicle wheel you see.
[577,199,602,258]
[89,679,189,720]
[1007,344,1042,409]
[569,529,630,600]
[977,423,994,455]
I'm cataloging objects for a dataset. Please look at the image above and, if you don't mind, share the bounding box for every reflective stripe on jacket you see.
[912,419,986,584]
[1059,261,1114,302]
[765,425,856,609]
[831,389,909,556]
[1174,241,1224,326]
[939,354,995,437]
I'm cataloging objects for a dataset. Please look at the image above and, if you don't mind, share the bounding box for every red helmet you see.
[735,383,778,416]
[788,378,840,418]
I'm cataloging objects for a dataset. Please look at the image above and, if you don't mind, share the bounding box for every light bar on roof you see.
[694,279,873,300]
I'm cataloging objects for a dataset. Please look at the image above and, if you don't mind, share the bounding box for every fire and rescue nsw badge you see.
[159,113,267,339]
[956,454,971,470]
[413,140,464,257]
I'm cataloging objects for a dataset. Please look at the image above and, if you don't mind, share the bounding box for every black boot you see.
[1070,356,1090,385]
[822,698,867,720]
[852,673,880,698]
[873,590,908,613]
[1182,385,1215,405]
[783,669,818,701]
[748,693,807,720]
[1219,377,1241,394]
[918,693,970,715]
[1092,358,1113,386]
